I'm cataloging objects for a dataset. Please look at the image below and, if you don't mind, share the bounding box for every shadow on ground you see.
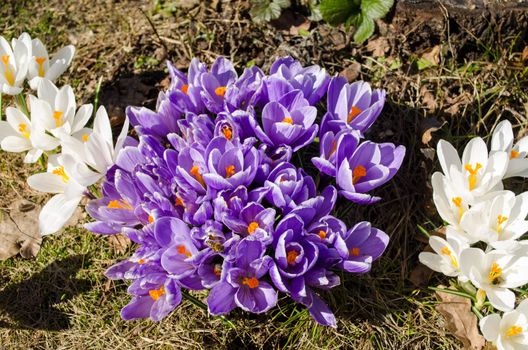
[0,255,91,331]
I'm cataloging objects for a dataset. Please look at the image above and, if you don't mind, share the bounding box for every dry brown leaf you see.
[420,118,446,145]
[339,62,361,82]
[522,46,528,61]
[421,45,441,66]
[409,263,434,287]
[0,200,42,260]
[420,86,438,111]
[366,37,389,57]
[435,286,486,350]
[445,92,472,116]
[289,21,311,36]
[108,233,132,254]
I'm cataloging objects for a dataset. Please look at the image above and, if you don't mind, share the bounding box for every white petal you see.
[479,314,501,342]
[39,194,81,235]
[114,116,129,156]
[1,135,31,152]
[459,248,485,280]
[462,137,488,168]
[486,287,515,312]
[491,120,514,152]
[23,148,43,163]
[437,139,462,178]
[49,45,75,67]
[93,106,112,145]
[27,172,67,193]
[37,78,58,105]
[5,106,30,131]
[71,104,93,133]
[0,120,17,141]
[30,129,60,151]
[0,84,23,95]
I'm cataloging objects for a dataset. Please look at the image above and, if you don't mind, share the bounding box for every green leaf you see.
[249,0,283,22]
[416,57,436,70]
[361,0,394,19]
[273,0,291,9]
[353,15,374,44]
[320,0,359,26]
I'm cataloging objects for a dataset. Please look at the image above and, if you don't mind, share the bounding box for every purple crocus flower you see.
[322,76,386,135]
[213,186,249,223]
[222,202,276,242]
[200,57,238,114]
[269,214,318,299]
[335,133,405,204]
[225,65,264,112]
[336,221,389,273]
[167,58,207,114]
[120,275,182,321]
[312,129,360,177]
[255,162,316,212]
[207,239,278,315]
[270,56,330,105]
[202,137,259,190]
[168,113,215,153]
[253,89,318,152]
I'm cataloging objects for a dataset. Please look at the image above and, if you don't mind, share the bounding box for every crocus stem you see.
[428,286,477,303]
[180,290,236,330]
[15,93,29,116]
[37,153,47,171]
[93,76,103,117]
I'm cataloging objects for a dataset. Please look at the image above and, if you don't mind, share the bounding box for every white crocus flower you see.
[460,248,528,311]
[0,101,60,163]
[432,172,470,229]
[418,229,469,280]
[437,138,508,204]
[0,33,31,95]
[27,154,86,235]
[459,191,528,246]
[28,38,75,90]
[62,106,129,186]
[480,299,528,350]
[491,120,528,179]
[32,79,93,140]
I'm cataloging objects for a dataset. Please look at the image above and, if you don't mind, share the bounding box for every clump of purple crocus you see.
[86,56,405,328]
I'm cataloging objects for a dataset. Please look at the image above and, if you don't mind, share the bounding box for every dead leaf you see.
[522,46,528,61]
[420,147,436,161]
[420,86,438,111]
[366,37,389,57]
[108,234,131,254]
[445,92,472,117]
[289,21,311,36]
[421,45,441,66]
[0,200,42,260]
[409,263,434,287]
[420,118,446,145]
[339,62,361,82]
[435,286,486,350]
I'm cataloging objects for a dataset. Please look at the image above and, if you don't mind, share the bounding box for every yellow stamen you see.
[287,250,299,265]
[452,197,464,221]
[464,163,482,191]
[222,125,233,140]
[190,165,205,187]
[440,246,459,268]
[488,262,502,284]
[347,106,362,123]
[247,221,259,234]
[148,286,165,301]
[148,215,154,223]
[497,214,508,234]
[225,165,235,178]
[35,57,46,77]
[282,117,293,124]
[318,230,327,240]
[242,277,259,289]
[506,325,523,337]
[1,55,15,86]
[18,123,30,139]
[177,245,192,258]
[82,134,89,142]
[52,166,70,183]
[181,84,189,94]
[350,247,360,256]
[510,150,520,159]
[107,199,133,210]
[215,86,226,97]
[329,140,337,157]
[352,165,367,184]
[138,259,146,265]
[53,111,63,128]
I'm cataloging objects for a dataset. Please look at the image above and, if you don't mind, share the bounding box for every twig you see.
[138,7,168,53]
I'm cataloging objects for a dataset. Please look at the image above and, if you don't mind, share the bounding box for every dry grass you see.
[1,0,528,349]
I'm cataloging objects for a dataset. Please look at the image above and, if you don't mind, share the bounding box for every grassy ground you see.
[1,1,528,349]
